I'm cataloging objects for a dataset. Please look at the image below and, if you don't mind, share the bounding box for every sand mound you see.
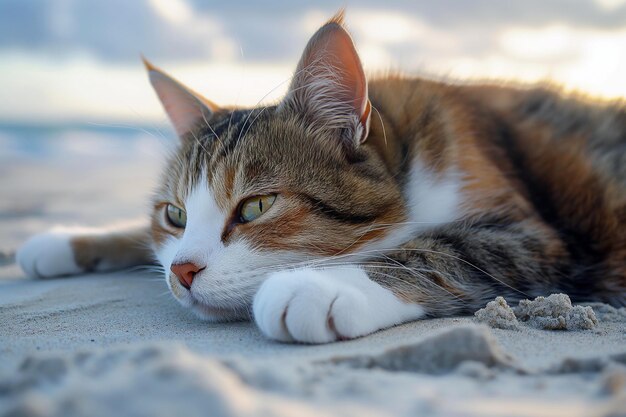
[474,297,519,329]
[515,294,598,330]
[549,352,626,375]
[584,303,626,322]
[0,344,326,417]
[331,325,519,374]
[475,294,598,331]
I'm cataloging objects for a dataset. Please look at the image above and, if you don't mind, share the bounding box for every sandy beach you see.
[1,127,625,417]
[1,271,626,417]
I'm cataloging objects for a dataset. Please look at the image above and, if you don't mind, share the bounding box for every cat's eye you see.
[166,204,187,228]
[239,194,277,223]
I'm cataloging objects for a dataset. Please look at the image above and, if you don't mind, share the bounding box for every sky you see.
[1,0,625,125]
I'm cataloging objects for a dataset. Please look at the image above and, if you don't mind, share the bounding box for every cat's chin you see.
[189,299,248,323]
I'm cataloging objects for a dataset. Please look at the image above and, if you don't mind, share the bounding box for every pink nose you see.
[170,262,204,289]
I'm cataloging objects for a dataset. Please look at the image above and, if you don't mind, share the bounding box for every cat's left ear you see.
[282,12,371,147]
[142,57,218,137]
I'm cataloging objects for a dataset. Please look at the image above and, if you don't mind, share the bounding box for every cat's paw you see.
[16,230,82,278]
[252,267,425,344]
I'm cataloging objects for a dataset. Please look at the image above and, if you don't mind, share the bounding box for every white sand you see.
[1,272,625,417]
[1,130,625,416]
[475,294,599,331]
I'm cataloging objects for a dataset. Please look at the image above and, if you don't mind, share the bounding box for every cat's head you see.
[147,14,405,321]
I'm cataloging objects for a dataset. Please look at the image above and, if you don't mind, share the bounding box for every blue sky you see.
[1,0,625,124]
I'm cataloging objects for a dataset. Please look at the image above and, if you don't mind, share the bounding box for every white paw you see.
[16,230,82,278]
[253,267,424,344]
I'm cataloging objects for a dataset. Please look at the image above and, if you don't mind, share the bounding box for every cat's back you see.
[473,84,626,186]
[369,77,625,176]
[368,76,625,297]
[470,84,626,300]
[369,76,626,212]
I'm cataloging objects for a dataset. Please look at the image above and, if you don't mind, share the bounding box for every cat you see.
[16,12,626,344]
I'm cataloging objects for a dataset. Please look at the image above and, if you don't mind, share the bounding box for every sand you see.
[1,129,625,416]
[515,294,598,331]
[1,273,625,417]
[2,325,625,417]
[475,294,600,331]
[475,296,520,330]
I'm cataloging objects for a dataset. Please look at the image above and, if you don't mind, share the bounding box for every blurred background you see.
[1,0,625,275]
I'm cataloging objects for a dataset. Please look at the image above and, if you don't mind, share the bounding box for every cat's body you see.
[17,14,625,343]
[362,78,626,312]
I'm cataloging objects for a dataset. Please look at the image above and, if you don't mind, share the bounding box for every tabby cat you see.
[17,13,626,343]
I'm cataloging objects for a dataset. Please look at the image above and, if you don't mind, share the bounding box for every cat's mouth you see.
[167,269,252,321]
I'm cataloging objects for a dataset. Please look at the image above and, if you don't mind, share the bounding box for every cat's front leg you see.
[252,267,425,344]
[17,224,154,278]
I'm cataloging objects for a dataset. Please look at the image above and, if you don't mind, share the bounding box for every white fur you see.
[253,266,424,344]
[407,160,462,228]
[171,179,227,268]
[354,159,463,258]
[158,159,460,336]
[17,228,85,278]
[157,179,307,321]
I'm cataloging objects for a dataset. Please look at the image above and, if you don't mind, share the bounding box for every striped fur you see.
[17,14,625,340]
[146,75,625,315]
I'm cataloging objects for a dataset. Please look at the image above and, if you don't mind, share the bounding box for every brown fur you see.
[362,79,626,311]
[142,75,626,315]
[70,226,154,272]
[67,16,626,316]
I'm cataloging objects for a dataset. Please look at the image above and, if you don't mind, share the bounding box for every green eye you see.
[239,194,277,223]
[166,204,187,228]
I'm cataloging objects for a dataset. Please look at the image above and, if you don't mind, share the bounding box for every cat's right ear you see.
[281,12,371,149]
[142,57,218,137]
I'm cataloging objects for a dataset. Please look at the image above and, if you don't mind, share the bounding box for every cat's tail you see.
[16,222,155,278]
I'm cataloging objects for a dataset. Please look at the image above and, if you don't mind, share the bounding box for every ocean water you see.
[0,123,174,162]
[0,123,175,275]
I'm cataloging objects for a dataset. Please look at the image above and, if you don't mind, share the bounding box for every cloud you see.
[0,0,237,62]
[1,0,625,124]
[1,0,625,63]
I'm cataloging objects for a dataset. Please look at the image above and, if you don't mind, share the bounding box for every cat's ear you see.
[282,12,371,147]
[142,57,218,137]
